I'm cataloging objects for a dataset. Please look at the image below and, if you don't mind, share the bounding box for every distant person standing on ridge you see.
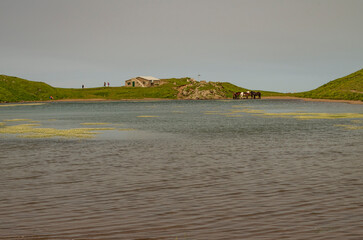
[104,82,106,87]
[82,84,84,89]
[107,82,110,87]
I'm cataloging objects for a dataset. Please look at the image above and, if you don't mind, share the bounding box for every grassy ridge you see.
[55,78,190,100]
[0,75,58,102]
[0,76,193,102]
[293,68,363,101]
[0,75,277,102]
[1,69,362,102]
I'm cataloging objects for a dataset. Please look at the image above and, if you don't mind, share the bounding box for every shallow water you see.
[0,99,362,239]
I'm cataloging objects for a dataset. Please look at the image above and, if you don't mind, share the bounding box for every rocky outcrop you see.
[176,81,227,100]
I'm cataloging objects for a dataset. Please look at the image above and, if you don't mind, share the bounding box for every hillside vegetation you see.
[1,69,362,102]
[293,68,363,101]
[0,75,58,102]
[0,76,255,102]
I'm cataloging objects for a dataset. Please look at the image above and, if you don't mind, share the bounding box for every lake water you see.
[0,99,362,240]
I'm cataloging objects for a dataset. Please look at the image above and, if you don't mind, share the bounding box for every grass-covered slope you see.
[4,70,360,102]
[0,75,58,102]
[55,78,191,100]
[0,75,278,102]
[294,69,363,101]
[56,78,257,100]
[0,76,191,102]
[0,76,202,102]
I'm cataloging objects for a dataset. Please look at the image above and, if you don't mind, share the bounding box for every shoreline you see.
[262,96,363,104]
[1,96,362,104]
[23,98,173,103]
[47,97,363,104]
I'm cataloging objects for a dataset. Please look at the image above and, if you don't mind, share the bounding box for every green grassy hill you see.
[2,70,361,102]
[0,75,253,102]
[0,75,189,102]
[0,75,58,102]
[56,78,191,100]
[293,68,363,101]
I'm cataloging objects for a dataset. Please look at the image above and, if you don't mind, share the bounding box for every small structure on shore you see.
[125,76,160,87]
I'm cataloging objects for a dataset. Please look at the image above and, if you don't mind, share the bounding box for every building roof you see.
[138,76,160,81]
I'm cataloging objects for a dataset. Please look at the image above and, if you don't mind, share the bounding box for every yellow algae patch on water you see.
[23,127,116,139]
[229,110,245,113]
[0,124,115,139]
[0,103,46,107]
[0,124,40,134]
[261,112,310,119]
[137,115,159,118]
[260,112,363,120]
[293,113,363,120]
[81,127,115,132]
[335,124,363,130]
[239,109,265,113]
[80,122,110,125]
[228,109,259,114]
[4,119,32,122]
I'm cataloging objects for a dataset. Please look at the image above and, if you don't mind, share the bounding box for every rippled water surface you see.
[1,100,362,239]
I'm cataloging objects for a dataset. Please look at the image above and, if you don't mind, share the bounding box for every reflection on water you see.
[0,100,362,239]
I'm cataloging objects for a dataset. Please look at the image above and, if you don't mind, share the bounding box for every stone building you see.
[125,76,160,87]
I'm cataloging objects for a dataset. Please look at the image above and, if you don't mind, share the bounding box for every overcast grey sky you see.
[0,0,362,92]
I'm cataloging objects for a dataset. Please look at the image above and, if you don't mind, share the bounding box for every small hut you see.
[125,76,160,87]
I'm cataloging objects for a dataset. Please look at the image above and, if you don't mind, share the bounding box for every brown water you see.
[0,100,362,239]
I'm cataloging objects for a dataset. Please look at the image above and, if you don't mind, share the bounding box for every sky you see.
[0,0,362,92]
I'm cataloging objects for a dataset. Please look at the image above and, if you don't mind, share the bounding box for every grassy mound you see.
[293,68,363,101]
[0,75,57,102]
[1,75,275,102]
[2,69,361,102]
[0,76,192,102]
